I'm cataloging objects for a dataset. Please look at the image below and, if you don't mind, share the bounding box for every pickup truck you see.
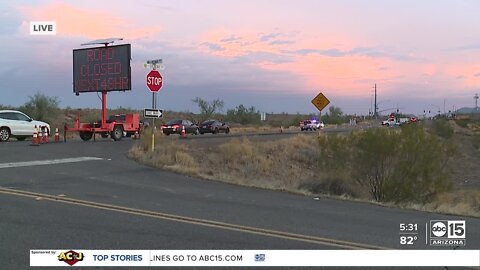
[382,117,409,127]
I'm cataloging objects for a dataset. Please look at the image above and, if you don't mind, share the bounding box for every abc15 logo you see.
[430,220,466,239]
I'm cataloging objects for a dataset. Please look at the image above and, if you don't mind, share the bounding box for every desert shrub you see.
[225,105,261,125]
[318,125,454,203]
[472,133,480,150]
[430,119,454,139]
[218,138,271,175]
[192,97,224,122]
[289,115,305,127]
[426,190,480,217]
[321,106,349,125]
[455,119,470,128]
[382,124,454,203]
[128,130,198,174]
[19,92,60,122]
[351,128,400,201]
[318,133,352,173]
[138,127,166,152]
[0,104,13,110]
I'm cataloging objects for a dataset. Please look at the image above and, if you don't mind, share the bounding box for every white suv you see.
[0,110,50,142]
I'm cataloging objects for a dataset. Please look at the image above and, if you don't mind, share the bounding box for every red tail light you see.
[172,125,180,129]
[161,125,167,129]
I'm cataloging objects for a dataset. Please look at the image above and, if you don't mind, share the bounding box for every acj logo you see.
[58,250,84,266]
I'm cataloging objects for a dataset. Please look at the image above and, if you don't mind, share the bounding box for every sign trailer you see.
[65,40,141,142]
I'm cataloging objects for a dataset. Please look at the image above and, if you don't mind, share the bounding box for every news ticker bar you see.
[31,250,480,267]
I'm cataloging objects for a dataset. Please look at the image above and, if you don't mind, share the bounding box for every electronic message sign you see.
[73,44,131,94]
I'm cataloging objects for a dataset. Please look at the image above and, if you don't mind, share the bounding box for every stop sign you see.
[146,70,163,92]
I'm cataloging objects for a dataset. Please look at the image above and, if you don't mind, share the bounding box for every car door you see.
[13,112,33,135]
[187,120,195,133]
[4,112,26,135]
[0,112,14,134]
[217,121,225,132]
[190,120,197,133]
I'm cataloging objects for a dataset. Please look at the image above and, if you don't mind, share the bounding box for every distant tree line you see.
[4,94,353,126]
[19,92,60,122]
[1,92,60,123]
[321,106,350,125]
[192,97,260,125]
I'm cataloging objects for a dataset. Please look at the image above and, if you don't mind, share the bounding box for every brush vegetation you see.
[129,124,479,217]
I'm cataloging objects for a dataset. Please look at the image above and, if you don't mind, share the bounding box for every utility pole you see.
[475,93,479,111]
[374,83,377,118]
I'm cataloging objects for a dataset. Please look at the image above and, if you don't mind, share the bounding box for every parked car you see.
[161,119,199,136]
[0,110,50,142]
[199,120,230,134]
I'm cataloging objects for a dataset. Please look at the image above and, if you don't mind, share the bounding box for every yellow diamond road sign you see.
[311,92,330,112]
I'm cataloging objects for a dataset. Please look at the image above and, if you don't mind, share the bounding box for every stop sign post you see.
[146,68,163,153]
[146,70,163,92]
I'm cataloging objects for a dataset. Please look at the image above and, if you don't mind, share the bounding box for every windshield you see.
[166,119,182,125]
[108,115,125,121]
[201,120,215,125]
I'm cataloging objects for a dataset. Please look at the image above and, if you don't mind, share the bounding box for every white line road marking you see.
[0,157,103,169]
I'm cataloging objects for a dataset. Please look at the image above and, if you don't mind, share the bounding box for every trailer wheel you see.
[111,126,123,141]
[79,131,93,141]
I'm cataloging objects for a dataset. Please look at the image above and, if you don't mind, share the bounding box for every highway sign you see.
[311,92,330,112]
[146,70,163,92]
[144,108,163,118]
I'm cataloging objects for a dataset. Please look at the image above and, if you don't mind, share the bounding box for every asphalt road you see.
[0,138,479,269]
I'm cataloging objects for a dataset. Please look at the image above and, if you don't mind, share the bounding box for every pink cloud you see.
[17,1,161,39]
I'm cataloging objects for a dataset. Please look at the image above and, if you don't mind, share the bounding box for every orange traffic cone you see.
[30,125,39,146]
[42,127,49,144]
[181,125,186,138]
[133,130,139,139]
[37,127,43,144]
[54,128,60,142]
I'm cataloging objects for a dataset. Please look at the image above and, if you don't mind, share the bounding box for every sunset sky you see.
[1,0,480,115]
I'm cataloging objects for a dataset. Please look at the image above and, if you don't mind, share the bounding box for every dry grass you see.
[129,134,320,193]
[128,132,480,217]
[129,128,200,175]
[406,190,480,217]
